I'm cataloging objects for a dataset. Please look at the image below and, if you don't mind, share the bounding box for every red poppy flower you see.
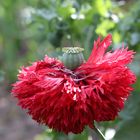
[12,34,136,134]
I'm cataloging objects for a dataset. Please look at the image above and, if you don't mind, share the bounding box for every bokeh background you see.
[0,0,140,140]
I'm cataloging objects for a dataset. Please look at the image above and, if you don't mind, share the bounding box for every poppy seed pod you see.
[62,47,85,70]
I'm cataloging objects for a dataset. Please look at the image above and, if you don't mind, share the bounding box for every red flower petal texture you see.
[12,34,136,134]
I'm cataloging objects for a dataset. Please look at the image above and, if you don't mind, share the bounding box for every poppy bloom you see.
[12,34,136,134]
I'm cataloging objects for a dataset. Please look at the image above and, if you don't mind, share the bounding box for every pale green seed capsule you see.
[62,47,85,70]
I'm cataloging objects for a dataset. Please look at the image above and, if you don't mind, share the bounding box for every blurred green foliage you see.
[0,0,140,140]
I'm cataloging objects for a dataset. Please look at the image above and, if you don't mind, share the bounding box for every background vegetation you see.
[0,0,140,140]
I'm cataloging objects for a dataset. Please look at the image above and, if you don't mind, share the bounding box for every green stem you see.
[94,126,106,140]
[88,126,106,140]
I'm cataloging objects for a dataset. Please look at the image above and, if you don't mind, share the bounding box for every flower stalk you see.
[94,126,106,140]
[89,125,106,140]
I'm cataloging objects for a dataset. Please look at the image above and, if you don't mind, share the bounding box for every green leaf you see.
[130,33,140,46]
[0,70,5,82]
[114,92,140,140]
